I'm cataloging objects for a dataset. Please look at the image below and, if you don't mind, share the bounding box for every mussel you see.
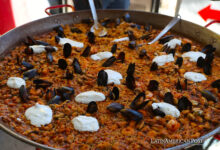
[128,41,136,49]
[144,24,152,32]
[21,61,34,70]
[202,44,216,54]
[150,62,158,71]
[168,49,176,57]
[48,95,61,104]
[45,89,56,101]
[164,92,174,104]
[152,108,165,117]
[55,36,60,43]
[117,52,125,63]
[176,79,182,91]
[115,18,121,26]
[141,34,151,40]
[139,49,147,58]
[182,43,191,52]
[197,57,205,68]
[127,63,135,76]
[71,27,82,34]
[87,32,95,44]
[203,63,212,75]
[200,90,218,102]
[101,18,112,27]
[148,80,159,91]
[24,47,33,55]
[109,87,119,100]
[126,75,136,90]
[63,43,72,58]
[23,69,38,80]
[86,101,98,113]
[102,56,116,67]
[107,103,124,113]
[33,79,53,89]
[111,44,117,53]
[56,86,74,101]
[65,69,74,80]
[127,30,135,41]
[72,58,82,74]
[54,25,65,37]
[81,46,91,57]
[205,53,214,64]
[159,35,174,44]
[184,79,188,90]
[25,36,50,46]
[58,59,67,70]
[19,85,29,102]
[177,96,192,111]
[97,70,108,86]
[120,109,143,122]
[124,13,131,23]
[211,79,220,90]
[130,92,149,110]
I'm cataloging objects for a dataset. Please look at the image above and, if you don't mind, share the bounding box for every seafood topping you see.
[148,80,159,91]
[124,13,131,23]
[56,86,74,101]
[58,59,67,70]
[175,57,183,67]
[176,79,182,91]
[128,41,136,49]
[140,34,151,40]
[33,79,53,89]
[102,56,116,67]
[19,85,29,102]
[177,96,192,111]
[81,46,91,57]
[21,61,34,70]
[205,53,214,64]
[120,109,143,122]
[86,101,98,113]
[152,108,165,117]
[65,69,74,80]
[25,36,50,46]
[88,31,95,44]
[182,43,191,52]
[139,49,147,58]
[203,63,212,75]
[45,46,57,53]
[211,79,220,90]
[200,90,219,102]
[71,27,82,34]
[97,70,108,86]
[164,92,174,104]
[126,75,136,90]
[127,63,135,76]
[150,62,158,71]
[54,25,65,37]
[115,18,121,26]
[47,53,53,63]
[197,57,205,68]
[72,58,82,74]
[45,89,56,101]
[107,103,124,113]
[101,18,112,27]
[144,24,152,31]
[23,69,38,80]
[48,95,61,104]
[184,79,188,90]
[130,92,149,110]
[127,30,136,41]
[117,52,125,63]
[111,44,117,53]
[63,43,72,58]
[109,87,119,100]
[159,35,174,44]
[202,44,216,54]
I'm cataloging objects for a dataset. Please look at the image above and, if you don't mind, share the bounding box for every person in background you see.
[48,0,130,14]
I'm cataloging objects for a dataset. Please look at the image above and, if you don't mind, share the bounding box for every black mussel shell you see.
[126,75,136,90]
[203,63,212,75]
[115,18,121,26]
[19,85,29,102]
[131,24,141,29]
[81,46,91,57]
[197,57,205,68]
[205,53,214,64]
[164,92,174,104]
[111,44,117,53]
[201,90,218,102]
[55,36,60,43]
[24,47,33,55]
[56,86,74,101]
[139,49,147,58]
[71,27,82,33]
[101,18,112,27]
[81,18,93,24]
[130,92,149,110]
[88,32,95,44]
[25,36,35,45]
[33,79,53,89]
[162,45,170,53]
[47,53,53,63]
[153,108,165,117]
[45,46,56,53]
[117,52,125,63]
[102,56,116,67]
[176,79,182,91]
[150,62,158,71]
[48,95,61,104]
[144,24,151,31]
[211,79,220,89]
[182,43,191,52]
[58,59,67,70]
[97,70,108,86]
[109,87,119,100]
[35,40,50,46]
[159,35,174,44]
[107,103,124,113]
[127,30,135,41]
[168,49,176,56]
[86,101,98,113]
[148,80,159,91]
[175,57,183,67]
[21,61,34,70]
[124,13,131,22]
[73,58,82,74]
[65,69,74,80]
[54,26,65,37]
[127,63,135,76]
[184,79,188,90]
[177,96,192,111]
[45,89,56,101]
[23,69,38,80]
[202,44,216,54]
[141,34,151,40]
[63,43,72,58]
[120,109,143,122]
[128,41,136,49]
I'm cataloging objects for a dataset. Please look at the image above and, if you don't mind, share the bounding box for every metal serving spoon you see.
[88,0,107,37]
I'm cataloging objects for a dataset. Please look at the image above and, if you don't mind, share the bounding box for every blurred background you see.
[0,0,220,150]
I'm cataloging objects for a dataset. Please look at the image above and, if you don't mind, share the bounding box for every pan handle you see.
[45,5,75,16]
[205,20,220,28]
